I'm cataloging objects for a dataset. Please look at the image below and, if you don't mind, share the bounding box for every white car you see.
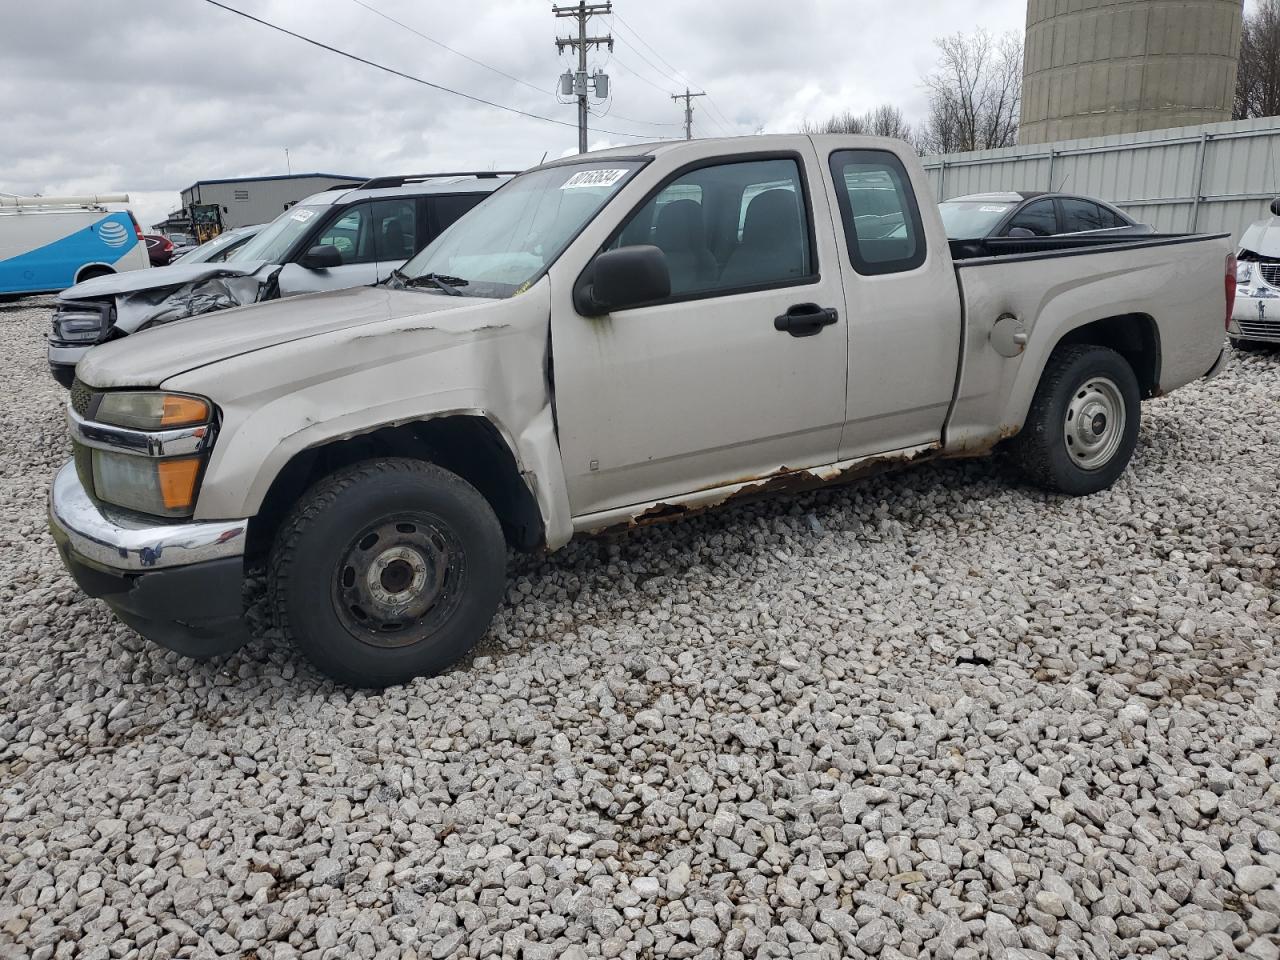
[47,173,513,386]
[1229,198,1280,348]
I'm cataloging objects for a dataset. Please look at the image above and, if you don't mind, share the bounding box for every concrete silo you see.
[1019,0,1244,145]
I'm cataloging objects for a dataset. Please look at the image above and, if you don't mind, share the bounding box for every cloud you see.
[0,0,1027,230]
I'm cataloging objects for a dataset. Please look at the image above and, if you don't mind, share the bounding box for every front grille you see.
[69,378,95,418]
[1236,317,1280,342]
[1258,262,1280,288]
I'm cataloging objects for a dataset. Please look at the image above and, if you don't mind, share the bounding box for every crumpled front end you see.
[113,265,282,331]
[1231,254,1280,344]
[48,262,283,388]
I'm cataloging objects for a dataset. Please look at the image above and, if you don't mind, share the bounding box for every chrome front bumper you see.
[48,462,251,657]
[48,461,247,571]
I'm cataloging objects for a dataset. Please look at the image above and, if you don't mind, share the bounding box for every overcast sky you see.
[2,0,1034,229]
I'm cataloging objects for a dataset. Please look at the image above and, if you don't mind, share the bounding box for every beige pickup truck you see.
[50,135,1235,686]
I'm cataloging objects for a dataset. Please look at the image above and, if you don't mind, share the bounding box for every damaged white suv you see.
[46,173,511,387]
[1230,197,1280,348]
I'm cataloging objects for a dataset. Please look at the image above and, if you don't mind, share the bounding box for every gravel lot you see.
[1,295,1278,960]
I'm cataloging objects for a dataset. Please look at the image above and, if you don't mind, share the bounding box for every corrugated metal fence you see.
[920,115,1280,244]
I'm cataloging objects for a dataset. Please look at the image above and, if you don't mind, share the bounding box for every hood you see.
[59,260,272,300]
[77,285,496,388]
[1239,216,1280,259]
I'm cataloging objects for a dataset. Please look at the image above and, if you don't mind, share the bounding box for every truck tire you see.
[1013,344,1141,496]
[268,458,507,687]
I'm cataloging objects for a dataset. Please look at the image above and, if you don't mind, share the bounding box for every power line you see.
[611,11,733,136]
[612,11,694,90]
[612,34,682,92]
[349,0,550,98]
[200,0,654,140]
[609,55,677,96]
[702,94,737,132]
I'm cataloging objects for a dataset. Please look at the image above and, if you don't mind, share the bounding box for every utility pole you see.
[554,2,613,153]
[671,88,706,140]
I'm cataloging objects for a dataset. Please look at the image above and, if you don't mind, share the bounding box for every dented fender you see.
[158,281,575,549]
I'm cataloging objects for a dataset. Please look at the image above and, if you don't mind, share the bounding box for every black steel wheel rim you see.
[331,512,467,648]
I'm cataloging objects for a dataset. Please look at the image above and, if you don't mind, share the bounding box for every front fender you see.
[164,281,576,550]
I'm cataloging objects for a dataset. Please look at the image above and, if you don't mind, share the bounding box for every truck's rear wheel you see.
[268,458,506,687]
[1013,344,1141,496]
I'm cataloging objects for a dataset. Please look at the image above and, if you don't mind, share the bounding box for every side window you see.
[1003,199,1057,237]
[1097,205,1129,229]
[828,149,926,275]
[315,203,376,264]
[429,194,487,247]
[1059,198,1110,233]
[372,199,416,261]
[612,157,814,297]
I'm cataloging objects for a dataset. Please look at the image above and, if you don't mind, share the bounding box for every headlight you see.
[77,389,215,518]
[1236,261,1254,285]
[96,392,210,430]
[51,300,112,345]
[92,451,203,517]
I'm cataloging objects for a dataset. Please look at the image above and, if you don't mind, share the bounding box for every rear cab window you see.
[828,149,926,275]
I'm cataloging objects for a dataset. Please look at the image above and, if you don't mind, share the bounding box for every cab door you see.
[276,200,382,295]
[819,145,961,459]
[551,148,850,518]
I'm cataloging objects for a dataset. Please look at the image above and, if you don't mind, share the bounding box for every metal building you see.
[178,172,367,232]
[1020,0,1245,145]
[921,115,1280,244]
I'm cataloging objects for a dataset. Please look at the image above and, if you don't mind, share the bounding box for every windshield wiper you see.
[404,272,469,296]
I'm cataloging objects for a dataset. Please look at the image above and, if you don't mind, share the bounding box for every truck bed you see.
[942,230,1231,456]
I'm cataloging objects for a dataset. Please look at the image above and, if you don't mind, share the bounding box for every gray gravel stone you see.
[1,301,1278,960]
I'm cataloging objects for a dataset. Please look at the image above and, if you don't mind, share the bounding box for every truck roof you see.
[528,133,927,172]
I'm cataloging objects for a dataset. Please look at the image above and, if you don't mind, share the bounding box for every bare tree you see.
[918,29,1023,154]
[1234,0,1280,120]
[799,110,868,136]
[864,104,913,140]
[799,104,912,142]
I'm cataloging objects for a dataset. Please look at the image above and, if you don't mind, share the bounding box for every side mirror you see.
[1271,197,1280,217]
[1005,226,1036,239]
[299,244,343,270]
[576,245,671,316]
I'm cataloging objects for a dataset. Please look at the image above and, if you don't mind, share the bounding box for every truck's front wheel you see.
[269,459,506,687]
[1013,344,1141,496]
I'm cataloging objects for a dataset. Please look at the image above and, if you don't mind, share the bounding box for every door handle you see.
[774,303,839,337]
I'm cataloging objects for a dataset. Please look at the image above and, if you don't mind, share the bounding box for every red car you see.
[143,234,174,267]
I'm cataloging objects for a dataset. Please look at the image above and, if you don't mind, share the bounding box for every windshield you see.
[396,162,642,298]
[235,205,327,264]
[179,229,254,264]
[938,200,1016,240]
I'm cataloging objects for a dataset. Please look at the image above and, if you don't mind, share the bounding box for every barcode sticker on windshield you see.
[561,169,629,190]
[290,209,315,222]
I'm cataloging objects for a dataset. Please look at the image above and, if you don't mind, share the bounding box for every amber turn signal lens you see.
[157,458,202,511]
[161,395,211,427]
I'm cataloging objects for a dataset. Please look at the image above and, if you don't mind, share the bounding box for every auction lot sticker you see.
[562,169,629,189]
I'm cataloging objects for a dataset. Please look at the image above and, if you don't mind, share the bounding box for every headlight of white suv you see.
[1236,260,1254,285]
